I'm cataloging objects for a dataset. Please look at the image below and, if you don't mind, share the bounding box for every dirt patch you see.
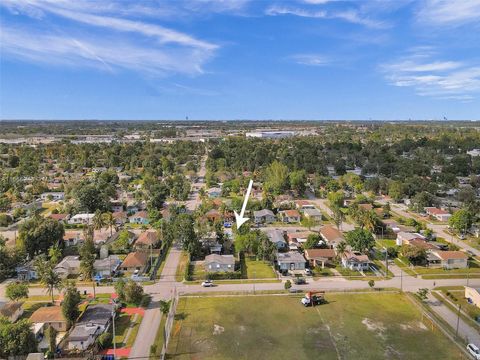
[213,324,225,335]
[400,321,427,331]
[362,318,386,332]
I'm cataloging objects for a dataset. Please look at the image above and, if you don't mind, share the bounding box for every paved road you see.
[427,292,480,345]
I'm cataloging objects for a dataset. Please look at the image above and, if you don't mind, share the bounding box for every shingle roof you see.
[121,251,148,268]
[433,251,468,260]
[205,254,235,266]
[304,249,336,259]
[0,302,23,318]
[135,230,158,246]
[320,225,344,243]
[29,306,66,323]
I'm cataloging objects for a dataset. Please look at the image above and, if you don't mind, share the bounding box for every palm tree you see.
[103,212,116,237]
[80,227,97,298]
[48,244,62,264]
[92,210,106,230]
[331,206,345,230]
[336,241,348,263]
[362,211,378,233]
[35,256,62,303]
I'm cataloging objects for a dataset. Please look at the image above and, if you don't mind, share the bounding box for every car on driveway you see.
[467,343,480,359]
[201,280,214,287]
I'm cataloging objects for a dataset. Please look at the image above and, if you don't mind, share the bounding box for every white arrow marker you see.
[234,179,253,229]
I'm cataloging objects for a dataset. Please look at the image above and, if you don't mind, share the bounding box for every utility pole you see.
[455,304,461,337]
[112,310,116,358]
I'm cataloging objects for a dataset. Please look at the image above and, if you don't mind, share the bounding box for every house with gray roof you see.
[204,254,235,272]
[253,209,275,224]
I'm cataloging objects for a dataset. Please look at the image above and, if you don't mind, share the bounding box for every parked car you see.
[224,222,232,228]
[201,280,214,287]
[467,343,480,359]
[293,277,306,285]
[304,268,312,276]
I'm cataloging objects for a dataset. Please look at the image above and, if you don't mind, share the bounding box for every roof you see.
[121,251,148,268]
[304,249,336,259]
[282,209,300,217]
[407,238,436,250]
[397,232,425,241]
[49,213,68,221]
[29,306,66,323]
[136,230,158,246]
[69,324,98,341]
[303,208,321,216]
[130,210,148,219]
[77,304,114,326]
[204,254,235,266]
[320,225,344,243]
[112,211,128,219]
[63,230,83,240]
[264,229,286,244]
[0,302,23,318]
[276,251,306,263]
[295,200,311,206]
[425,207,450,215]
[254,209,275,217]
[358,203,373,211]
[433,251,468,260]
[287,231,313,241]
[344,251,370,263]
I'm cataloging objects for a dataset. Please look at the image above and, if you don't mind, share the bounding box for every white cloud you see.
[382,50,480,100]
[0,0,218,75]
[265,4,387,28]
[290,54,330,66]
[417,0,480,26]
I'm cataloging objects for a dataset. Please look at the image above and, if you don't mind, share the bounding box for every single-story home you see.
[295,200,315,210]
[263,229,287,250]
[68,304,114,351]
[40,192,65,201]
[304,249,336,269]
[253,209,276,224]
[276,252,306,272]
[204,254,235,272]
[48,213,69,223]
[112,211,128,225]
[278,210,301,223]
[287,231,314,247]
[428,250,468,269]
[68,213,94,225]
[303,208,322,222]
[93,255,122,278]
[129,211,149,225]
[341,251,370,271]
[319,225,344,248]
[425,207,452,222]
[63,230,84,247]
[16,260,37,281]
[110,200,124,213]
[134,229,159,249]
[207,187,222,198]
[55,256,81,278]
[0,302,24,322]
[395,231,425,246]
[465,287,480,308]
[30,306,68,350]
[205,209,222,222]
[120,251,149,273]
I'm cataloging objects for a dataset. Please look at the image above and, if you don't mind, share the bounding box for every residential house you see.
[93,228,118,246]
[134,229,159,249]
[0,302,24,322]
[276,252,306,272]
[286,231,314,249]
[295,200,315,210]
[253,209,276,224]
[205,209,222,222]
[68,304,114,351]
[93,255,122,278]
[342,251,370,271]
[428,251,468,269]
[304,249,336,269]
[16,260,37,281]
[112,211,128,225]
[319,225,345,249]
[263,229,287,250]
[120,251,148,273]
[30,306,68,341]
[207,187,222,198]
[395,231,425,246]
[358,203,373,211]
[129,211,149,225]
[48,213,69,223]
[40,192,64,201]
[425,207,452,222]
[465,287,480,308]
[63,230,84,247]
[55,256,81,278]
[68,213,94,225]
[278,209,301,223]
[110,200,124,213]
[204,254,235,272]
[303,208,322,222]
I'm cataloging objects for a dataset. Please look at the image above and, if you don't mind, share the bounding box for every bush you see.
[205,271,243,280]
[284,280,292,290]
[184,257,192,281]
[97,332,112,349]
[140,294,151,308]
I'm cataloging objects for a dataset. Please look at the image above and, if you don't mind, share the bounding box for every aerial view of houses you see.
[1,1,480,358]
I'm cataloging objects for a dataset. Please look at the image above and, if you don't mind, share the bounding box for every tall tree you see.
[93,209,106,230]
[345,229,375,253]
[35,255,62,304]
[5,282,29,302]
[103,212,116,237]
[264,161,289,194]
[61,281,81,329]
[79,232,96,298]
[18,216,64,258]
[0,318,37,357]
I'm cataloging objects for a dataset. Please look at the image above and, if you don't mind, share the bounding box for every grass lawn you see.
[376,239,397,248]
[114,313,133,347]
[125,314,143,348]
[437,289,480,324]
[166,293,464,359]
[244,258,276,279]
[175,251,190,282]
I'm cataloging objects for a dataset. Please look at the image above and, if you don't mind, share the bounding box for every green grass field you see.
[166,293,465,359]
[244,258,276,279]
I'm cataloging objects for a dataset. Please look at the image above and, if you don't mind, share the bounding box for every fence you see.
[161,286,180,360]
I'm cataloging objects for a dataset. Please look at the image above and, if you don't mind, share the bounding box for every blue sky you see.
[1,0,480,120]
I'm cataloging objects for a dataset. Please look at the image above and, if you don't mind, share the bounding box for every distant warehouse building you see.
[245,131,295,139]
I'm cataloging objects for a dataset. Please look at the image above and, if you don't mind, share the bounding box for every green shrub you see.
[97,332,112,349]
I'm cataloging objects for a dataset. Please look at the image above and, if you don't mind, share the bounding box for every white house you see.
[341,251,370,271]
[424,207,452,222]
[68,213,94,225]
[276,252,306,272]
[40,192,65,201]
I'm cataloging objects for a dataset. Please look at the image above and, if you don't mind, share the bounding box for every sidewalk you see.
[426,293,480,345]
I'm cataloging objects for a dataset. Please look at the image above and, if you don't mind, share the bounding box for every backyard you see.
[166,293,464,359]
